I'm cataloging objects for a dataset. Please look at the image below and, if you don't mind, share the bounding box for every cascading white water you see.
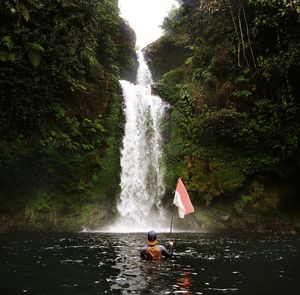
[115,54,168,231]
[104,0,179,232]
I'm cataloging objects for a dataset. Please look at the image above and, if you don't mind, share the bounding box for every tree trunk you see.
[226,0,241,67]
[242,5,257,69]
[238,6,249,67]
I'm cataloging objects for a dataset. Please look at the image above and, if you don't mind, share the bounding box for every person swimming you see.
[140,230,173,260]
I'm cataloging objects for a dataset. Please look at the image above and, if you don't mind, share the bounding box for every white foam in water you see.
[98,0,180,233]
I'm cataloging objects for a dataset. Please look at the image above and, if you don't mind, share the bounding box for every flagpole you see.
[170,204,175,234]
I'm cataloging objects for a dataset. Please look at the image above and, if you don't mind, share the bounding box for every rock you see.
[117,20,138,82]
[143,36,191,82]
[220,215,231,222]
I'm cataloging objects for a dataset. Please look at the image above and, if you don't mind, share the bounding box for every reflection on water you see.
[176,272,193,294]
[0,233,299,294]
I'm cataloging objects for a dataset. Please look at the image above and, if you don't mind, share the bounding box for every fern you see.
[27,50,41,67]
[0,50,16,62]
[2,36,14,50]
[7,52,16,62]
[28,42,44,52]
[26,43,44,67]
[19,2,30,22]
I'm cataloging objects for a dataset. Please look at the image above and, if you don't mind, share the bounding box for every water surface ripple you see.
[0,233,299,294]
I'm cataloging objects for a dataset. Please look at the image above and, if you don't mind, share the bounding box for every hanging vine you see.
[225,0,257,69]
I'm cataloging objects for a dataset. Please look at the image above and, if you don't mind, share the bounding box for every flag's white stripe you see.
[173,191,185,219]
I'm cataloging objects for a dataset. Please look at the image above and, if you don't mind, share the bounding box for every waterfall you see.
[115,53,168,231]
[104,0,179,232]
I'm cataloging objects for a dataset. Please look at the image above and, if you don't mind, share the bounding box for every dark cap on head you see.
[147,230,157,241]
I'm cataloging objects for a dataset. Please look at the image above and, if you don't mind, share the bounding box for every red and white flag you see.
[173,178,195,218]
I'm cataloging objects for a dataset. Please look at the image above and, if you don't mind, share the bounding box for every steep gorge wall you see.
[146,0,300,232]
[0,0,137,232]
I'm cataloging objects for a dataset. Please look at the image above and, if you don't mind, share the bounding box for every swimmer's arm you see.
[140,247,148,259]
[159,245,173,258]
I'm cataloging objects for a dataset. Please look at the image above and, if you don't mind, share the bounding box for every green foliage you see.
[163,108,188,191]
[156,0,300,207]
[20,2,30,22]
[214,161,246,193]
[191,108,249,147]
[24,191,51,224]
[91,95,123,197]
[203,194,213,207]
[233,180,281,215]
[0,49,16,62]
[145,34,191,81]
[0,0,136,139]
[26,42,44,67]
[0,35,16,61]
[234,195,254,214]
[0,0,135,227]
[2,36,14,50]
[154,68,184,104]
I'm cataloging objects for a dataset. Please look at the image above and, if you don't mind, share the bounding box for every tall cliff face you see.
[118,21,138,82]
[0,0,137,232]
[143,37,190,82]
[146,0,300,232]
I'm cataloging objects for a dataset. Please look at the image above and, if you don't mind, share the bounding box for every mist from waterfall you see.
[103,0,179,232]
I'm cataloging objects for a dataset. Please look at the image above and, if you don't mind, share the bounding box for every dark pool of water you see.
[0,232,299,294]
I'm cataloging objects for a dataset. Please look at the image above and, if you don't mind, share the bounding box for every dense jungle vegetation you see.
[146,0,300,231]
[0,0,136,231]
[1,0,299,232]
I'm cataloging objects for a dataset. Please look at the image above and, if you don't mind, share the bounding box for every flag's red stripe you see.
[176,178,194,215]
